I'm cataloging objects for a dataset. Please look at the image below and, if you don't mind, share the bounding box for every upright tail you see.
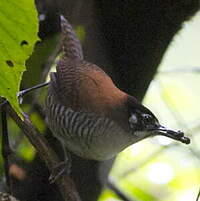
[60,15,83,60]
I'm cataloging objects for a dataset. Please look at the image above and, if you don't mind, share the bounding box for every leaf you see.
[0,0,39,117]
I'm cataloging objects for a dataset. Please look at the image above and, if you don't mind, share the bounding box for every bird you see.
[45,15,190,162]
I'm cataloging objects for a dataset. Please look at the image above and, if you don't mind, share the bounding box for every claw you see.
[49,160,71,183]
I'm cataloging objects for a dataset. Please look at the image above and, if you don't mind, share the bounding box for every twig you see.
[196,187,200,201]
[5,104,81,201]
[1,106,12,194]
[107,180,137,201]
[159,66,200,74]
[157,79,191,135]
[120,143,177,178]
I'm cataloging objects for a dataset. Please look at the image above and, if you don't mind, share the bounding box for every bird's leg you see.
[49,144,71,183]
[18,82,50,104]
[0,82,50,107]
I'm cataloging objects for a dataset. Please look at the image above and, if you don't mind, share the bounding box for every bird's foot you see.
[49,159,71,183]
[17,82,50,104]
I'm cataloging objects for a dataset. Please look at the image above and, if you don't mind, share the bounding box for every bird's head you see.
[127,96,190,144]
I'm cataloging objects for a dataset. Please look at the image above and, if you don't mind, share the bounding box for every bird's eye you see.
[142,114,152,123]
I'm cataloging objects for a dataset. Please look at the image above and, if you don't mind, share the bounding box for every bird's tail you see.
[60,15,83,60]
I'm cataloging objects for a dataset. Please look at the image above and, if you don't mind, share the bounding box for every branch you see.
[107,180,137,201]
[196,187,200,201]
[1,106,13,194]
[120,144,176,178]
[5,104,81,201]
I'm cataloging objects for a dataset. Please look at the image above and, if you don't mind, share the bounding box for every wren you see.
[45,16,190,161]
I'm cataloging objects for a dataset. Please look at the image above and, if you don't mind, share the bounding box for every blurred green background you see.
[99,10,200,201]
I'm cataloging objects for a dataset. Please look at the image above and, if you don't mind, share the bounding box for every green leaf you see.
[0,0,39,116]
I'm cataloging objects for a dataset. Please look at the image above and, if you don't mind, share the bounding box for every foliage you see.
[0,0,39,116]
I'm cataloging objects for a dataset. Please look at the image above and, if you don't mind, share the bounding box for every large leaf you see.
[0,0,39,116]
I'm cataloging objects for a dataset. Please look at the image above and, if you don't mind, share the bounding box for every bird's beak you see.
[152,125,190,144]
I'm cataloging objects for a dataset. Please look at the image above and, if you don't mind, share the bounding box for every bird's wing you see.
[50,57,127,117]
